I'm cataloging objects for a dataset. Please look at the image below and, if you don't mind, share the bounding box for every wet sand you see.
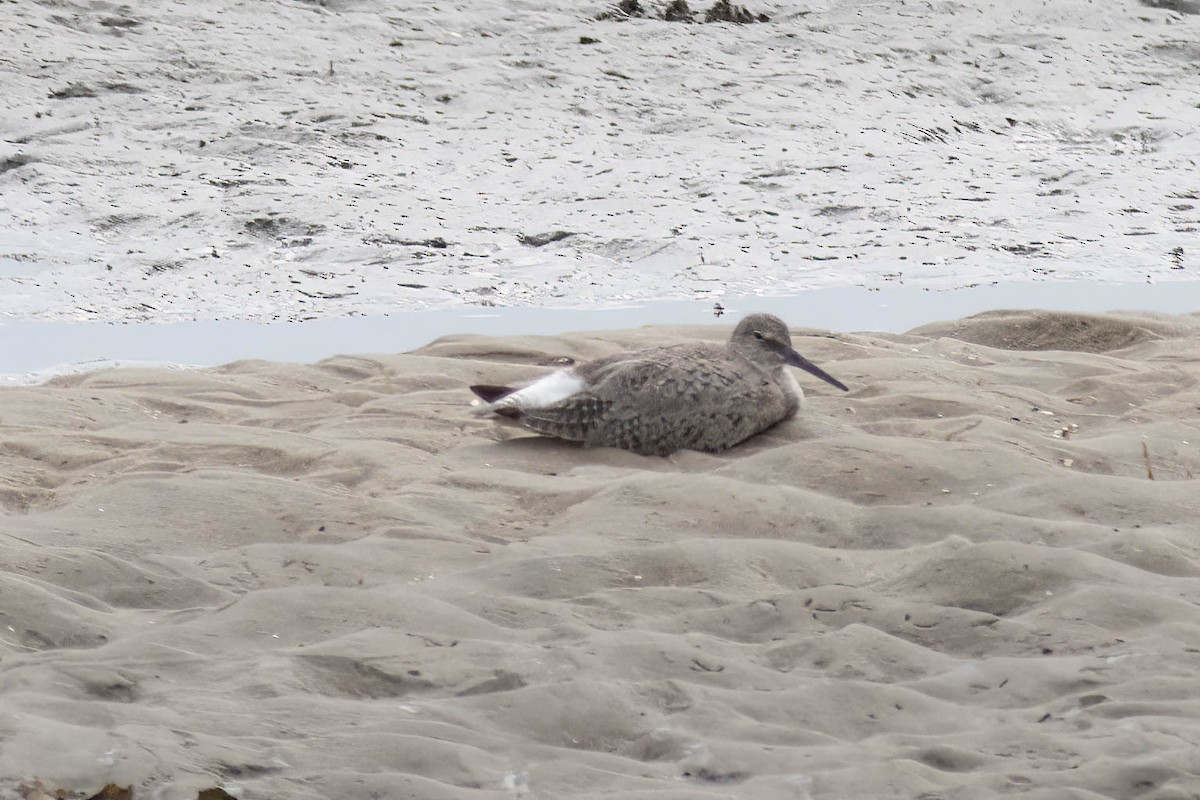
[3,0,1199,322]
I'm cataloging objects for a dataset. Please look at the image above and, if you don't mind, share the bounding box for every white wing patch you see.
[476,369,585,415]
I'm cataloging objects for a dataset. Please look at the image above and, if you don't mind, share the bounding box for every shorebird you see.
[470,313,848,456]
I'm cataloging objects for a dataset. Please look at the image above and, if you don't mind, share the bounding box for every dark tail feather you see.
[470,384,518,404]
[471,384,523,419]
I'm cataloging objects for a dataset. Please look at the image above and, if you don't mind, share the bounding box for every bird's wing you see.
[512,392,610,442]
[510,354,685,441]
[579,347,752,410]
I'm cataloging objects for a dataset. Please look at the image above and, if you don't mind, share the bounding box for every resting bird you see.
[470,313,848,457]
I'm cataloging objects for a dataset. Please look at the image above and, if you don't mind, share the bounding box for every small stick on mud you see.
[1142,441,1155,480]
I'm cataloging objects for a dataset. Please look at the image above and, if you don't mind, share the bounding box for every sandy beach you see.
[4,0,1200,796]
[2,309,1199,798]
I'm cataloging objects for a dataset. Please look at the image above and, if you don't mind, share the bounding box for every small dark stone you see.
[580,36,601,44]
[197,789,239,800]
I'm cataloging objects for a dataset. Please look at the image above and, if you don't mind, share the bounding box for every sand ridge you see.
[1,310,1199,797]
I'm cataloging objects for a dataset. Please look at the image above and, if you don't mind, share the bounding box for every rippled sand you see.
[2,310,1199,797]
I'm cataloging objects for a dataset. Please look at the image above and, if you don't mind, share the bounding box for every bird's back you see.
[520,342,800,455]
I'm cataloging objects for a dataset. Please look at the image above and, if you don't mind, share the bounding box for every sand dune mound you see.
[2,311,1199,798]
[907,308,1200,352]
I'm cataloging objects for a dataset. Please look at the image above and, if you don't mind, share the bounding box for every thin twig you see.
[1142,441,1155,480]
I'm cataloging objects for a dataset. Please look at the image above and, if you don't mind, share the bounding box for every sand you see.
[3,0,1199,322]
[2,309,1200,798]
[5,3,1200,793]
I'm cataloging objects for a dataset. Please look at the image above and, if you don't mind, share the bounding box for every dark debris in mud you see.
[705,0,769,23]
[243,216,327,243]
[49,83,98,99]
[518,230,573,247]
[598,0,768,23]
[99,16,142,29]
[48,81,146,99]
[362,233,449,249]
[663,0,694,21]
[17,780,237,800]
[0,153,35,174]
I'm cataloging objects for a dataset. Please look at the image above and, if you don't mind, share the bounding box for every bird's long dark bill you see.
[786,349,849,392]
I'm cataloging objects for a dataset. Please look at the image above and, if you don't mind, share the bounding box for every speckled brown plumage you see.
[471,314,848,456]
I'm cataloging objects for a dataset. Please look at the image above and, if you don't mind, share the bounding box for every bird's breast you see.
[781,370,805,410]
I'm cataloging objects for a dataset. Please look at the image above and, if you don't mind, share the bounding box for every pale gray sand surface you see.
[2,310,1200,798]
[2,0,1199,322]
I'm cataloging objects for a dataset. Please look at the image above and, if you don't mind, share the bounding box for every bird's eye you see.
[753,331,765,341]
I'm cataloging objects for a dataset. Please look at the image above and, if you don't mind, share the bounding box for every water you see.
[0,256,55,279]
[2,281,1198,384]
